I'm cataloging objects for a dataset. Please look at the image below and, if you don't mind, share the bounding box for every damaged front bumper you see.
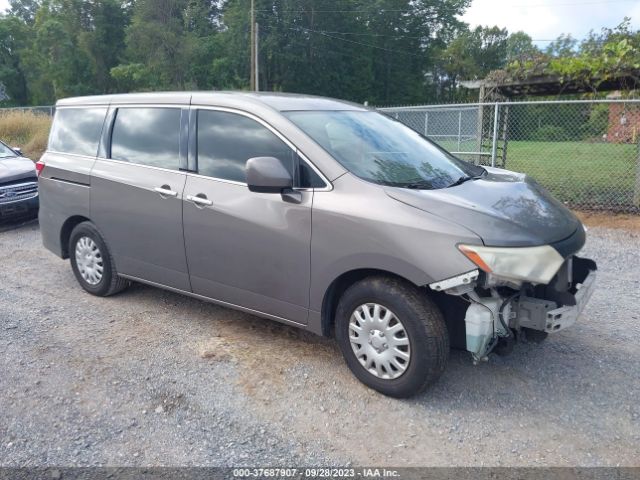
[429,255,597,362]
[519,258,597,333]
[543,271,596,332]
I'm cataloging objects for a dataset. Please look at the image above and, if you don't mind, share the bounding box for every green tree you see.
[118,0,186,89]
[545,34,577,58]
[436,25,509,100]
[114,0,220,90]
[0,15,30,104]
[8,0,41,25]
[9,0,631,107]
[214,0,468,104]
[506,31,538,61]
[499,19,640,92]
[8,0,128,103]
[23,2,94,102]
[211,0,371,95]
[184,0,221,88]
[79,0,128,93]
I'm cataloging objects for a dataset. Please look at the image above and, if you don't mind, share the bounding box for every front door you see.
[91,106,190,290]
[182,109,315,324]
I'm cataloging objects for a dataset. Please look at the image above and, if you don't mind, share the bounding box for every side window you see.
[49,108,107,156]
[197,110,295,183]
[110,108,181,170]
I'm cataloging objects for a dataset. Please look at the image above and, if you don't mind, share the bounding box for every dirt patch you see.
[575,211,640,231]
[198,316,337,401]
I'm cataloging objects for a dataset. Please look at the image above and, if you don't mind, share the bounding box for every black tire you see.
[69,221,129,297]
[335,275,449,398]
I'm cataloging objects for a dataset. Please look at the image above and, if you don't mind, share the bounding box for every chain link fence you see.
[0,105,55,116]
[380,99,640,213]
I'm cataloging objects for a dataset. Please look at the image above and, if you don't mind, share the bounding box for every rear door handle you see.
[154,185,178,197]
[186,194,213,207]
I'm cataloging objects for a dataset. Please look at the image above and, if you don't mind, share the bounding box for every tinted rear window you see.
[110,108,181,170]
[49,108,107,156]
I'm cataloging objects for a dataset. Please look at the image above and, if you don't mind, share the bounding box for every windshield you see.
[0,142,16,159]
[284,110,484,189]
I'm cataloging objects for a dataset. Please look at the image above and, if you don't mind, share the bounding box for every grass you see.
[442,140,639,211]
[0,111,52,161]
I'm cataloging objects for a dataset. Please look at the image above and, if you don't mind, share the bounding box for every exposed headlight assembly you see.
[457,244,565,285]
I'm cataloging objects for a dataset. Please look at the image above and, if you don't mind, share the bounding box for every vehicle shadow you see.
[0,216,38,233]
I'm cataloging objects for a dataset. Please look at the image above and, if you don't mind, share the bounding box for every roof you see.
[56,91,367,112]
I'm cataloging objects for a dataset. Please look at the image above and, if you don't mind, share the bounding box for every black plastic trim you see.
[179,108,189,171]
[187,109,197,172]
[98,107,117,159]
[50,177,90,187]
[533,255,596,307]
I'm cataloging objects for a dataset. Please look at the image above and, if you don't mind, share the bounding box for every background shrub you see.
[0,111,52,160]
[531,125,570,142]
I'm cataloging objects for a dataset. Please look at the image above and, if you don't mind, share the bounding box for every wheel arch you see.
[60,215,91,259]
[320,268,423,337]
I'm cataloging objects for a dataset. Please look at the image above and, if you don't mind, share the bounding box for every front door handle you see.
[186,194,213,207]
[154,185,178,197]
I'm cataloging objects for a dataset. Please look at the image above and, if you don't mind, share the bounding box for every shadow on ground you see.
[0,216,38,233]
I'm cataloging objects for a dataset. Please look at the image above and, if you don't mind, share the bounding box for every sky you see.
[0,0,638,45]
[461,0,640,46]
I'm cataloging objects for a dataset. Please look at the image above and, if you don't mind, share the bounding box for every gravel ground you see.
[0,220,639,467]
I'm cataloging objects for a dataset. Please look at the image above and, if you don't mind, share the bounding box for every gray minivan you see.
[38,92,597,397]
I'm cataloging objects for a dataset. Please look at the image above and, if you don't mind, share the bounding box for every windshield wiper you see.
[395,180,433,190]
[448,173,484,188]
[448,175,472,187]
[391,172,483,190]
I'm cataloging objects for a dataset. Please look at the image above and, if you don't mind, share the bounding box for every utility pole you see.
[250,0,255,91]
[254,22,259,91]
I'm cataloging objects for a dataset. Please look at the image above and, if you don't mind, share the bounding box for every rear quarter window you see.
[48,108,107,156]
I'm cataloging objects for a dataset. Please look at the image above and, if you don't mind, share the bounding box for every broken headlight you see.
[457,244,565,285]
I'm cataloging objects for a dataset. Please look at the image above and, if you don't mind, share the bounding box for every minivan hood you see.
[385,167,580,247]
[0,156,36,184]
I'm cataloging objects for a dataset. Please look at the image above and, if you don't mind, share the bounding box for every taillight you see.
[35,160,45,176]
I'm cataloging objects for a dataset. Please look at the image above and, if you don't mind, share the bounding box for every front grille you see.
[0,180,38,204]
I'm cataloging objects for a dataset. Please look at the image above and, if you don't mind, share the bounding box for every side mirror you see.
[12,147,22,156]
[246,156,293,193]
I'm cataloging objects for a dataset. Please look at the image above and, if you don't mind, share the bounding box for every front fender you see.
[308,175,481,314]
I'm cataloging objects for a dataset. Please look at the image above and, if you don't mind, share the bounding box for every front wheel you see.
[335,276,449,398]
[69,221,129,297]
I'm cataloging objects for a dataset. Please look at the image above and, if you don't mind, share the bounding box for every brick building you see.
[607,93,640,143]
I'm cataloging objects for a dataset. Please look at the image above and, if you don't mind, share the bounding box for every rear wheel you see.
[335,276,449,398]
[69,221,128,297]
